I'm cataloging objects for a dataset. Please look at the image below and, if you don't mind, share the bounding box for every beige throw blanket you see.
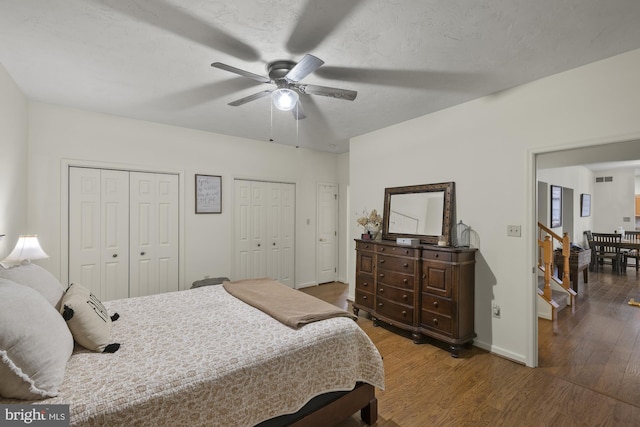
[223,278,356,328]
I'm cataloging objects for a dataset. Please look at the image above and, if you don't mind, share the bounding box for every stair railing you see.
[537,222,571,295]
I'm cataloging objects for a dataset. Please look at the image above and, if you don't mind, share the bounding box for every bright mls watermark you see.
[1,405,69,426]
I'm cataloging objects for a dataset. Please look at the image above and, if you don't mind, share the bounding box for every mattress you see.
[2,285,384,426]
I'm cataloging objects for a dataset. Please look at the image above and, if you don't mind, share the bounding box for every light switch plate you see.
[507,225,521,237]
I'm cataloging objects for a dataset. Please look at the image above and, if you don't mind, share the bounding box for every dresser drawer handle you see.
[379,288,384,293]
[362,295,367,300]
[433,301,439,308]
[404,250,409,254]
[403,262,408,268]
[363,282,369,287]
[364,244,369,248]
[403,294,408,300]
[403,278,408,284]
[433,318,439,325]
[402,310,407,316]
[379,259,385,263]
[380,247,385,251]
[379,273,385,278]
[422,274,426,279]
[378,302,384,307]
[435,253,439,258]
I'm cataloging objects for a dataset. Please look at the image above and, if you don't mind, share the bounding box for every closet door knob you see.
[140,252,146,256]
[112,254,118,258]
[257,243,261,247]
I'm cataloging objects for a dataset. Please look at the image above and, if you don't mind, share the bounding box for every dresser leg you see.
[450,345,460,358]
[372,317,379,327]
[411,333,423,344]
[353,306,360,317]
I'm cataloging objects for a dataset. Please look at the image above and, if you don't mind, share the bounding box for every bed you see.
[0,275,384,426]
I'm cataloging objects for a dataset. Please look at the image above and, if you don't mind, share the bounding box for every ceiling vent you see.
[595,176,613,183]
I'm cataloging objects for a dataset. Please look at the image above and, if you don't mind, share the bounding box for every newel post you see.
[543,236,553,301]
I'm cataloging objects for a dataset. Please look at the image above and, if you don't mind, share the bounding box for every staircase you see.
[537,223,576,320]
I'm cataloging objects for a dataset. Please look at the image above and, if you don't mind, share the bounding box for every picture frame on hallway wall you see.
[550,185,562,228]
[195,174,222,214]
[580,193,591,217]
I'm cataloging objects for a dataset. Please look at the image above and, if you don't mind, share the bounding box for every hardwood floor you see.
[300,270,640,426]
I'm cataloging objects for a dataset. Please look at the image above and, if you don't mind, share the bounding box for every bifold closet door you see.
[234,180,294,287]
[69,168,130,301]
[129,172,179,297]
[70,168,179,301]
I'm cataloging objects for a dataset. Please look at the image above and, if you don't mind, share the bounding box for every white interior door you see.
[279,183,295,288]
[251,181,268,278]
[317,183,338,284]
[130,172,179,297]
[233,180,294,285]
[69,167,129,301]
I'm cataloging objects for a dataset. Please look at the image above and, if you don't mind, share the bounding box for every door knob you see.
[140,252,146,256]
[112,254,118,258]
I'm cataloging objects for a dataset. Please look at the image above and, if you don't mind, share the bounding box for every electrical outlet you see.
[492,303,501,318]
[507,225,521,237]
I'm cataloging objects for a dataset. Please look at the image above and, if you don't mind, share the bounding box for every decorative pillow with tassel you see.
[60,283,120,353]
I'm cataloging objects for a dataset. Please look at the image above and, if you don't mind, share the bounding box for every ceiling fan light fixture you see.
[271,88,299,111]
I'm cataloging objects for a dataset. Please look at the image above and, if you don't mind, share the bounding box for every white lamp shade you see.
[271,88,299,111]
[2,235,49,264]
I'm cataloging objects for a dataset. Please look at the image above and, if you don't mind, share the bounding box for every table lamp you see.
[2,234,49,265]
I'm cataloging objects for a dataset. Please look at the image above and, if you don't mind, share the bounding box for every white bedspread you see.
[3,286,384,426]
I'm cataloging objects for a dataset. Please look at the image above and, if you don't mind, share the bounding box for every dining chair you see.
[584,230,597,272]
[623,230,640,271]
[591,232,622,273]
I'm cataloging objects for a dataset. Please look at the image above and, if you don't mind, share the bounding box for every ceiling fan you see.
[211,54,357,120]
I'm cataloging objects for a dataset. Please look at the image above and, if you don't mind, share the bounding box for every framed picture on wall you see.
[550,185,562,228]
[195,174,221,214]
[580,193,591,217]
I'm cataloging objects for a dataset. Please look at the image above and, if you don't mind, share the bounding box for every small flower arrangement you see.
[356,209,382,239]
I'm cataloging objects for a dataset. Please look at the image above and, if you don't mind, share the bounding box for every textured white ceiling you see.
[2,0,640,153]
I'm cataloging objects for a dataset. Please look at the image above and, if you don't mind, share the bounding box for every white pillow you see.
[0,278,74,400]
[0,263,65,310]
[60,283,120,353]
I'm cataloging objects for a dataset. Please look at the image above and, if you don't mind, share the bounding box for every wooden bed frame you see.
[259,383,378,426]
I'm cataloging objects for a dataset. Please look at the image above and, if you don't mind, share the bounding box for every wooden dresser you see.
[354,239,477,357]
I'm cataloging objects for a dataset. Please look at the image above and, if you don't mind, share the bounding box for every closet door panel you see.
[279,183,295,287]
[130,172,156,297]
[155,173,179,294]
[100,169,130,301]
[70,168,101,294]
[69,167,128,301]
[234,180,251,280]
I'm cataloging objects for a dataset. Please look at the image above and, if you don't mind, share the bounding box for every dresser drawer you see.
[421,294,453,316]
[377,284,414,305]
[376,297,413,324]
[356,274,374,291]
[355,290,374,309]
[420,311,452,335]
[377,255,415,274]
[422,250,452,262]
[376,245,419,257]
[356,241,375,251]
[377,269,414,290]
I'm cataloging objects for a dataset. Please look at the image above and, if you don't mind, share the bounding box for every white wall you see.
[350,48,640,366]
[537,166,594,247]
[26,102,345,290]
[0,63,28,258]
[592,168,636,233]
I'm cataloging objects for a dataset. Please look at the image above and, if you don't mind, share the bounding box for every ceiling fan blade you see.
[212,62,272,84]
[228,90,273,106]
[292,101,306,120]
[285,54,325,82]
[98,0,260,61]
[286,0,365,54]
[296,83,357,101]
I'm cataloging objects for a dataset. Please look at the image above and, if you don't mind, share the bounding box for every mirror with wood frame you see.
[382,182,455,245]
